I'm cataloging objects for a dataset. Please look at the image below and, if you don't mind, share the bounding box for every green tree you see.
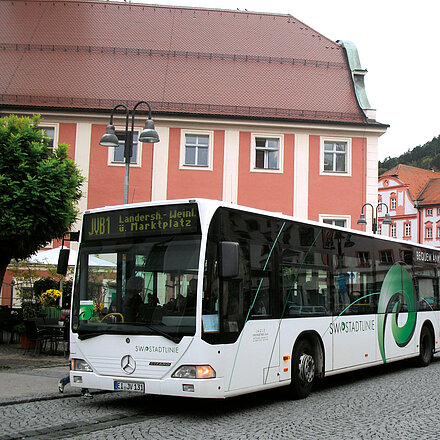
[0,114,84,293]
[379,135,440,173]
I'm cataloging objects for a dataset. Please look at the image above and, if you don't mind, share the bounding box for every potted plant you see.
[39,289,62,318]
[12,322,29,349]
[34,277,61,318]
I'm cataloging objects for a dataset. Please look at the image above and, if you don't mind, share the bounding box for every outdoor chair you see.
[0,309,10,343]
[62,320,70,357]
[23,320,49,355]
[48,322,68,356]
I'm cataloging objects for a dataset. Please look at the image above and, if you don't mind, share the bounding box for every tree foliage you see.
[379,135,440,175]
[0,114,84,291]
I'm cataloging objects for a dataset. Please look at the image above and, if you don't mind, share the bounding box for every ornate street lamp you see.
[99,101,160,204]
[357,202,393,234]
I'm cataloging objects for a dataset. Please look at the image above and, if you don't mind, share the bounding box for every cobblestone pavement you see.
[1,354,439,439]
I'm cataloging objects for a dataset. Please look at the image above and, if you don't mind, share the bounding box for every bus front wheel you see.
[290,338,315,399]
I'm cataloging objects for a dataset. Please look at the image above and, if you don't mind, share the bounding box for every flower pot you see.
[44,306,61,319]
[21,334,35,349]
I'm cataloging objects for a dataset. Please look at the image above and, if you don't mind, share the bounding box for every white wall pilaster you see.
[151,126,169,202]
[222,128,240,203]
[293,133,309,218]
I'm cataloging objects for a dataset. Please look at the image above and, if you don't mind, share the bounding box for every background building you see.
[379,164,440,246]
[0,0,387,302]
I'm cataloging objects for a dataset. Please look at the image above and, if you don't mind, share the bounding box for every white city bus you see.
[67,199,440,399]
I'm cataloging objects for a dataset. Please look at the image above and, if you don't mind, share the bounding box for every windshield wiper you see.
[130,322,182,343]
[76,323,182,343]
[78,331,106,340]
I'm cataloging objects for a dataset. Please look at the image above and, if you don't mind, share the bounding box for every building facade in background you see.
[0,0,387,302]
[379,164,440,246]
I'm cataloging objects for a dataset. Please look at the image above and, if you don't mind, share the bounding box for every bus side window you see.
[415,271,438,311]
[282,265,330,317]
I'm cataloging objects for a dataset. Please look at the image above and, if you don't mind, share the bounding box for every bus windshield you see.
[71,235,201,341]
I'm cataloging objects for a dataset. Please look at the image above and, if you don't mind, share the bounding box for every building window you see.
[180,130,213,170]
[437,226,440,239]
[390,197,396,210]
[426,227,433,239]
[379,250,394,264]
[404,223,411,238]
[184,134,209,167]
[426,208,433,216]
[377,225,382,235]
[357,251,370,267]
[112,130,139,164]
[323,218,347,228]
[254,137,280,170]
[437,208,440,216]
[390,224,396,238]
[40,124,58,150]
[322,139,350,174]
[319,215,350,229]
[377,197,382,212]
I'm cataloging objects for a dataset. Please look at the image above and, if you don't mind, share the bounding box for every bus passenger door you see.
[227,320,281,392]
[224,276,281,392]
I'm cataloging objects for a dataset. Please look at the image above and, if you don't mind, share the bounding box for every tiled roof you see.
[380,164,440,200]
[417,178,440,206]
[0,0,369,124]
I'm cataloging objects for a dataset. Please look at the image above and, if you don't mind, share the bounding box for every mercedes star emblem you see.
[121,355,136,375]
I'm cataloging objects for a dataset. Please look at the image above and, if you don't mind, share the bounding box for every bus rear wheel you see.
[416,326,433,367]
[290,338,315,399]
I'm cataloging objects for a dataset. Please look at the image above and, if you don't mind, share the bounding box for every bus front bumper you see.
[69,371,226,399]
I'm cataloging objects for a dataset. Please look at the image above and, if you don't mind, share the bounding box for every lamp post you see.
[357,202,393,234]
[99,101,160,204]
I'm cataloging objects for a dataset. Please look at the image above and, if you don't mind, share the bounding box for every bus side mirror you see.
[219,241,239,278]
[57,231,79,276]
[57,248,70,276]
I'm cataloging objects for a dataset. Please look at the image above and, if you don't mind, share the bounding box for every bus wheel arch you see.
[289,331,324,399]
[416,321,434,367]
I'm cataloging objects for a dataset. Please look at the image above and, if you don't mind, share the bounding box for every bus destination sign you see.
[83,204,200,240]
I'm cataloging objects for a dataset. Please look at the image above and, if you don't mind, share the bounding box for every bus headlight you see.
[71,358,93,372]
[172,365,216,379]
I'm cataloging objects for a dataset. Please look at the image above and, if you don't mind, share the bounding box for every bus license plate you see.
[114,381,145,392]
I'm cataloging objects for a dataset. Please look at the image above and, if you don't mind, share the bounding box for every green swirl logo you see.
[377,263,417,363]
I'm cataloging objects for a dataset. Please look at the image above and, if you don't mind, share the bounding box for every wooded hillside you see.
[379,135,440,175]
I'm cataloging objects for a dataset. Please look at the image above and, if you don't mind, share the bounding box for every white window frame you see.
[107,126,142,168]
[390,224,397,238]
[426,226,433,239]
[180,130,214,171]
[426,208,433,216]
[319,214,351,229]
[320,137,351,176]
[40,123,59,151]
[250,133,284,173]
[390,197,396,210]
[404,223,411,237]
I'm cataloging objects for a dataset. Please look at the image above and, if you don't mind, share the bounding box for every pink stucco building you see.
[0,0,388,302]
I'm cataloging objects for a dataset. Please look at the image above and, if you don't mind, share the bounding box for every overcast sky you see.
[135,0,439,161]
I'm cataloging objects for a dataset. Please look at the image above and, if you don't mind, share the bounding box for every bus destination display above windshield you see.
[83,204,200,240]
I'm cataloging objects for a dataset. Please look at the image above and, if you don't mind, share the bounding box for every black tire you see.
[290,338,315,399]
[416,326,433,367]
